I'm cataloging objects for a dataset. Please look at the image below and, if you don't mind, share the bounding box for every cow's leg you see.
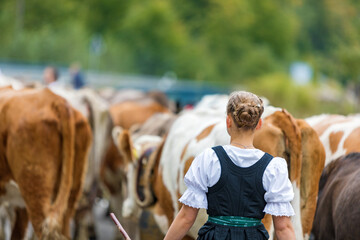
[72,178,99,240]
[139,210,164,240]
[7,124,66,239]
[11,207,28,240]
[0,204,15,240]
[73,205,96,240]
[16,166,64,239]
[0,134,13,239]
[0,214,5,240]
[63,116,91,238]
[0,205,7,240]
[15,168,64,239]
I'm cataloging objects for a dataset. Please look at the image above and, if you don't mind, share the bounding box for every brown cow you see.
[312,152,360,240]
[113,102,325,240]
[0,87,91,239]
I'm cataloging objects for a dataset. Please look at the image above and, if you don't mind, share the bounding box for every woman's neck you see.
[230,134,255,149]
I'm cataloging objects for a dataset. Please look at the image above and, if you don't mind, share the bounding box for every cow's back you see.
[306,114,360,166]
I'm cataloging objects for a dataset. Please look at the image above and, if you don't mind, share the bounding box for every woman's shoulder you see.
[269,156,288,167]
[195,147,218,162]
[265,156,289,176]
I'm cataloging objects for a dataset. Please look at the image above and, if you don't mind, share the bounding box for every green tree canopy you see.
[0,0,359,85]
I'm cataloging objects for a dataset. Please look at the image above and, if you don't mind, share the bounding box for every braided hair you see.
[226,91,264,131]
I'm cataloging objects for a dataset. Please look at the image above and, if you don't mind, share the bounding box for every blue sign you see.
[290,62,313,85]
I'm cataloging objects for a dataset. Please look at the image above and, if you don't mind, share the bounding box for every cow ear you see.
[112,126,134,164]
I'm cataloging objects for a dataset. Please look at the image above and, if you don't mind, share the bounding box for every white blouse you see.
[179,145,295,217]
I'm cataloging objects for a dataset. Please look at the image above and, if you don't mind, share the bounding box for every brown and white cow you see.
[306,114,360,166]
[100,96,174,240]
[0,87,92,239]
[312,152,360,240]
[101,97,173,199]
[101,96,173,196]
[113,95,325,240]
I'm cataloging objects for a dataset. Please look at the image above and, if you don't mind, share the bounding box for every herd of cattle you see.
[0,74,359,240]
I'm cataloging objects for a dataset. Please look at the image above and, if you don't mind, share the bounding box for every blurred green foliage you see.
[0,0,359,115]
[0,0,359,82]
[247,73,356,117]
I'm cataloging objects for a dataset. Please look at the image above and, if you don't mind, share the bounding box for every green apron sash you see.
[208,216,261,227]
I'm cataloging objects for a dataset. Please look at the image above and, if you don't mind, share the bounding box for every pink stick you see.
[110,213,131,240]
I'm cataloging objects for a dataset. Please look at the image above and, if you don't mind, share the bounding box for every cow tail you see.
[43,100,75,240]
[296,119,325,236]
[269,109,302,185]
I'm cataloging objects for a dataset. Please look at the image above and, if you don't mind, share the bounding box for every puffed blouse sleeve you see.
[263,157,295,216]
[179,148,214,209]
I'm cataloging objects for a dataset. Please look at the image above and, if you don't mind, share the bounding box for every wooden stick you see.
[110,213,131,240]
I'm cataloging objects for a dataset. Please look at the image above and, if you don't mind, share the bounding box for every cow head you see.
[112,126,163,218]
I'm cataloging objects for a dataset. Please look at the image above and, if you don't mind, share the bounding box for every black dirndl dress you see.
[197,146,273,240]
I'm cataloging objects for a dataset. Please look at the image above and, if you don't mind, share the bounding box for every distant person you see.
[69,63,85,89]
[43,66,62,89]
